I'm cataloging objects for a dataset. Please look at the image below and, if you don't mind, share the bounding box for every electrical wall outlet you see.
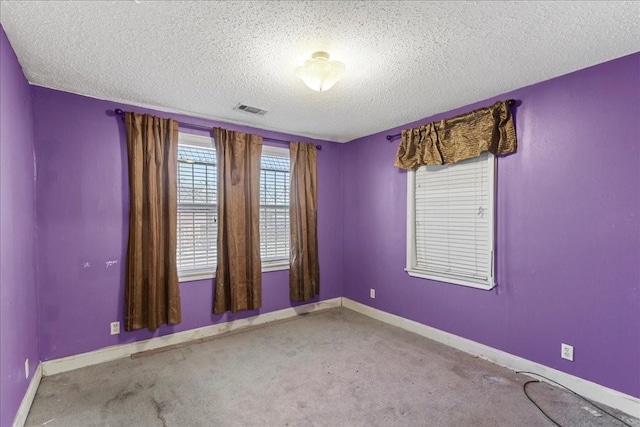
[370,288,376,299]
[110,321,120,335]
[24,359,29,379]
[561,343,574,361]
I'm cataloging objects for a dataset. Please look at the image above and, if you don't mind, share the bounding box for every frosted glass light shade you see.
[295,51,345,92]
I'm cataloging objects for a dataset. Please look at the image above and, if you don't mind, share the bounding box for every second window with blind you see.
[406,152,496,290]
[176,133,290,281]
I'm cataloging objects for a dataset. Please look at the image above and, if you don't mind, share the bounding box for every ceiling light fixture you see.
[295,51,346,92]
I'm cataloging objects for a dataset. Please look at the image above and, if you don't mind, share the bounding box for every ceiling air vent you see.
[233,103,269,116]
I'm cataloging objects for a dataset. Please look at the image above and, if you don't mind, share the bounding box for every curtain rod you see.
[113,109,322,151]
[384,99,517,142]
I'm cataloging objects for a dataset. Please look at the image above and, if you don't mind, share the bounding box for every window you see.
[260,145,291,270]
[406,153,495,290]
[177,134,218,280]
[176,134,290,280]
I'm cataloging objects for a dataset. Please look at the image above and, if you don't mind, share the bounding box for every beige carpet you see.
[26,308,637,426]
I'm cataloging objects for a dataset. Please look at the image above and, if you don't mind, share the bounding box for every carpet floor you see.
[26,308,638,426]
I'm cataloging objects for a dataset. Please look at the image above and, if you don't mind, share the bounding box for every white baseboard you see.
[12,362,42,427]
[42,298,341,377]
[34,297,640,419]
[341,298,640,419]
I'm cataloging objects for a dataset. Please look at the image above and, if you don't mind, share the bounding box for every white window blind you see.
[177,137,217,279]
[407,152,495,289]
[260,147,290,267]
[177,135,290,279]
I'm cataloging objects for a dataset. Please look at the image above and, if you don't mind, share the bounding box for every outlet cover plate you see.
[370,289,376,299]
[561,343,574,361]
[24,359,29,379]
[110,321,120,335]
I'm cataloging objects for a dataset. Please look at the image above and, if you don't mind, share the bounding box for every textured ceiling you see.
[1,1,639,142]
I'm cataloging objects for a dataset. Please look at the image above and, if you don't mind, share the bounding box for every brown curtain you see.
[394,100,517,169]
[124,112,181,331]
[213,128,263,314]
[289,142,320,301]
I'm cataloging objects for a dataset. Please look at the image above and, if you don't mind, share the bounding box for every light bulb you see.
[295,51,345,92]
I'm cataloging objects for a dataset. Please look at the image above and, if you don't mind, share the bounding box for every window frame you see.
[259,144,292,273]
[177,133,290,282]
[177,133,218,282]
[405,153,496,290]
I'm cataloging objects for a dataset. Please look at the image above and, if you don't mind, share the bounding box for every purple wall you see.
[31,87,344,361]
[3,26,637,423]
[0,27,39,426]
[342,53,640,398]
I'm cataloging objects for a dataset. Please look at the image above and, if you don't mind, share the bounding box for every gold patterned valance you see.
[394,100,517,169]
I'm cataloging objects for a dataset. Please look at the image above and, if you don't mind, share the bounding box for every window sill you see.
[179,272,215,283]
[405,268,495,291]
[179,262,290,282]
[261,262,290,273]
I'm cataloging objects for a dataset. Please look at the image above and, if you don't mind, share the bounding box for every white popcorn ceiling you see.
[1,1,639,143]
